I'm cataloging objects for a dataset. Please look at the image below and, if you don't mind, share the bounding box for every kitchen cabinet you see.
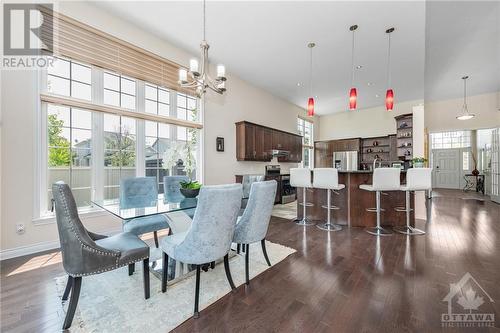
[236,121,302,162]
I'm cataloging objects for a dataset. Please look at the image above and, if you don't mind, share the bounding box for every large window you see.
[297,117,314,168]
[431,131,471,149]
[103,72,136,110]
[40,57,202,216]
[47,105,92,210]
[47,57,91,100]
[103,115,137,200]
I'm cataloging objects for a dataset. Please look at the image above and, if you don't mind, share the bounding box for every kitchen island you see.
[296,170,414,227]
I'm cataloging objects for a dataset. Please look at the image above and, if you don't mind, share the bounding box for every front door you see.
[432,149,460,189]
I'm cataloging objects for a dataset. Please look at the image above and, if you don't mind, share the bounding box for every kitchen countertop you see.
[338,169,407,173]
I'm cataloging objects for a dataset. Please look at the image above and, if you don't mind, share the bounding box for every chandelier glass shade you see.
[178,0,226,97]
[307,97,315,117]
[349,88,357,110]
[385,89,394,111]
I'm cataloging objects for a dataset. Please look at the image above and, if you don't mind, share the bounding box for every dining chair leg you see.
[261,239,271,267]
[153,231,159,248]
[237,244,240,254]
[162,252,168,293]
[223,254,236,290]
[194,265,201,318]
[62,276,82,330]
[128,263,135,276]
[62,276,73,301]
[210,261,215,269]
[143,258,150,299]
[245,244,250,285]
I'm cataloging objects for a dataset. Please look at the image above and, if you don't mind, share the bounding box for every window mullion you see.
[92,66,104,201]
[136,80,146,177]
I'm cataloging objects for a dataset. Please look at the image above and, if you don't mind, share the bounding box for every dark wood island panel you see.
[296,171,414,227]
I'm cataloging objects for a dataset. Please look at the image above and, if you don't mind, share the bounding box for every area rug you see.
[55,241,296,332]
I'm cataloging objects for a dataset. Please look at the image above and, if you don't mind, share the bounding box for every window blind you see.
[38,6,195,96]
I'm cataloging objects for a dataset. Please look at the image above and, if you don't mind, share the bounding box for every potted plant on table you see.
[412,157,427,168]
[179,180,202,198]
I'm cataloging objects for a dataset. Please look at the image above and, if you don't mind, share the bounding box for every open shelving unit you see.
[395,113,413,165]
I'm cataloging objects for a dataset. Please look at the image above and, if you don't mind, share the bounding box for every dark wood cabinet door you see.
[315,141,331,167]
[272,131,284,150]
[244,123,256,160]
[263,127,273,161]
[296,136,303,162]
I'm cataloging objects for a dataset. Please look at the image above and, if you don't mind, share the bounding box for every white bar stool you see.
[393,168,432,235]
[313,168,345,231]
[359,168,401,236]
[290,168,315,226]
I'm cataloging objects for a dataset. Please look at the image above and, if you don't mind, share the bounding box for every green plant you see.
[412,157,428,164]
[180,180,202,190]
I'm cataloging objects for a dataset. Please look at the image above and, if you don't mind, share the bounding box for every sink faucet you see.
[373,158,382,170]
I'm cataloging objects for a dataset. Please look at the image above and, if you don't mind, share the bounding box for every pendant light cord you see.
[309,46,313,97]
[203,0,206,41]
[351,29,355,87]
[386,32,392,88]
[463,77,468,113]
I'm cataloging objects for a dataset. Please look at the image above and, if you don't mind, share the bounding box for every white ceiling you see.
[91,1,498,115]
[425,1,500,102]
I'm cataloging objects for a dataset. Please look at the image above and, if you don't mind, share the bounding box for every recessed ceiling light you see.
[315,95,318,98]
[367,82,373,86]
[297,82,301,86]
[356,65,363,69]
[375,94,380,98]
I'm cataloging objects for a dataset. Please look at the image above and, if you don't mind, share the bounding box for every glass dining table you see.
[91,194,244,284]
[92,195,200,283]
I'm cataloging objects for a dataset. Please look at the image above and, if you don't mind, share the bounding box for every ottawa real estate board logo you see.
[442,272,495,328]
[2,3,53,69]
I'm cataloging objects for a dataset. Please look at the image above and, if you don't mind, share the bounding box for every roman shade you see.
[38,6,195,96]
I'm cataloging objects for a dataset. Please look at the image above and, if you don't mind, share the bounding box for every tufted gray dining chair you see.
[233,180,277,285]
[121,177,169,248]
[160,183,243,318]
[52,182,150,330]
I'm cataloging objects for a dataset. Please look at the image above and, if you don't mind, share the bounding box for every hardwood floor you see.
[1,190,499,332]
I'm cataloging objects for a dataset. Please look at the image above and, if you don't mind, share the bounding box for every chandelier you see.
[178,0,226,97]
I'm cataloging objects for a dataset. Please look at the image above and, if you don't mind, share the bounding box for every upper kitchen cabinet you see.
[236,121,302,162]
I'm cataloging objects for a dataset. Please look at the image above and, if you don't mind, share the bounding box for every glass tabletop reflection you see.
[91,194,198,220]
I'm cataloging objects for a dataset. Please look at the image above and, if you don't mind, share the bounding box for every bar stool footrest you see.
[298,202,314,207]
[393,226,425,235]
[366,208,386,212]
[394,207,414,212]
[321,205,340,210]
[317,223,342,232]
[365,226,393,236]
[293,218,315,226]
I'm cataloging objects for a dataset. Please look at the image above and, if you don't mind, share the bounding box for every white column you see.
[412,104,426,220]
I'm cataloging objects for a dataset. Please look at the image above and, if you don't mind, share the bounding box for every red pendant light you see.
[385,89,394,111]
[306,42,316,116]
[307,97,315,116]
[349,25,358,110]
[349,88,357,110]
[385,27,395,111]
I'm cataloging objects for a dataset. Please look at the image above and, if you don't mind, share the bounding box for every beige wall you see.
[0,1,316,257]
[425,92,500,132]
[318,100,423,141]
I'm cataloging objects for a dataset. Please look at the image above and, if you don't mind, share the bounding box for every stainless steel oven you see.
[265,165,296,204]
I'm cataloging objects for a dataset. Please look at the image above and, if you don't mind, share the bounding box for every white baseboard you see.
[0,227,122,261]
[0,240,61,261]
